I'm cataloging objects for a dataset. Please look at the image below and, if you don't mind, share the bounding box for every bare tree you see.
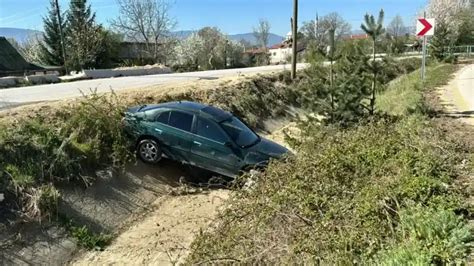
[387,15,404,39]
[111,0,176,63]
[253,19,271,49]
[386,15,406,54]
[320,13,351,41]
[300,12,351,52]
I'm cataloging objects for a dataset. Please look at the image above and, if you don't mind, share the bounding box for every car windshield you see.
[220,117,259,147]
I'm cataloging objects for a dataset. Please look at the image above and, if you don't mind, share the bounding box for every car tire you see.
[137,139,162,164]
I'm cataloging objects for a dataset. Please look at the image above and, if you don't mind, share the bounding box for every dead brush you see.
[22,184,60,222]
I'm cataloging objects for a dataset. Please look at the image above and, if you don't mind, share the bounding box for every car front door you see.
[190,116,242,176]
[151,110,195,163]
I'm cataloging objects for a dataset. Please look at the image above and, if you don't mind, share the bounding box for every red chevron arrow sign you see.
[417,18,435,36]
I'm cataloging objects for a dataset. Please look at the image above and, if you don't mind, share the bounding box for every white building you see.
[268,32,306,65]
[268,43,293,64]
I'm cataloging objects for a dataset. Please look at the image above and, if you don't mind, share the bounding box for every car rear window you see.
[156,111,170,124]
[168,111,193,132]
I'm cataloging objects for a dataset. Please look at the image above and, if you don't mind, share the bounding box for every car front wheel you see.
[137,139,162,164]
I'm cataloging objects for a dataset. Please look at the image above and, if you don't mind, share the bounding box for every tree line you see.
[9,0,474,74]
[10,0,274,73]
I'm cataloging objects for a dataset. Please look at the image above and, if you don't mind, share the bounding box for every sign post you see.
[416,15,435,81]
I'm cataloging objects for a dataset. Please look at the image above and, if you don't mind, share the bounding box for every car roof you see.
[144,101,233,122]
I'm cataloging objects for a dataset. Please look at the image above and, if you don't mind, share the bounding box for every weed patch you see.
[62,217,112,250]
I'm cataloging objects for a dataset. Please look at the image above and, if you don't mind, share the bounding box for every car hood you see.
[247,137,289,159]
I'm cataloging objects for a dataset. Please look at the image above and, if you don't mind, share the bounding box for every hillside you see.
[0,27,42,43]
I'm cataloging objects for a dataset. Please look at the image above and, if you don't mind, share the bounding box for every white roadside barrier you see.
[82,66,172,79]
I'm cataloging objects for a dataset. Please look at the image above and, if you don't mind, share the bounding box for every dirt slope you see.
[69,119,295,265]
[72,190,229,265]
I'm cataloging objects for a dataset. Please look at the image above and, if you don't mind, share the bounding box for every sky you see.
[0,0,428,36]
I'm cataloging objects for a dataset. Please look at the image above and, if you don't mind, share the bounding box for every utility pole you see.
[315,12,319,40]
[421,11,427,81]
[54,0,68,74]
[291,0,298,79]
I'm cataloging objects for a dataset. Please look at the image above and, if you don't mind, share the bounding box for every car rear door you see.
[150,110,195,163]
[190,116,242,176]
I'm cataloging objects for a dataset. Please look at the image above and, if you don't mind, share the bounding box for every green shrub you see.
[69,224,112,250]
[375,206,471,265]
[187,114,468,264]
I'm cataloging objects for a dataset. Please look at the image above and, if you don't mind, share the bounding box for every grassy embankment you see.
[0,72,298,249]
[0,58,426,251]
[186,63,473,264]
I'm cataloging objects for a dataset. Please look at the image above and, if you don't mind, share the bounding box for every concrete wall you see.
[0,77,19,88]
[83,66,172,79]
[25,74,60,84]
[0,74,60,88]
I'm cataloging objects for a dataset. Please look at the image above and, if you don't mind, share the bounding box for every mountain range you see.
[0,28,42,43]
[0,27,285,47]
[172,30,285,46]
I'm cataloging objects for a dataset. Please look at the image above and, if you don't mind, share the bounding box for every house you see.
[0,36,60,77]
[344,34,369,40]
[0,36,43,77]
[268,32,306,64]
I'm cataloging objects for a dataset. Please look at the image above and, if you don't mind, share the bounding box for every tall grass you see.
[377,63,458,115]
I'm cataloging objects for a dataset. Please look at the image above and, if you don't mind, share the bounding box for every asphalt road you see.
[0,64,307,110]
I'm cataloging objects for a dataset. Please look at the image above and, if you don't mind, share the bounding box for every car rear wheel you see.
[137,139,162,164]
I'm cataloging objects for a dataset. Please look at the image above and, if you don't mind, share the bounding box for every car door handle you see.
[154,128,163,134]
[193,141,202,146]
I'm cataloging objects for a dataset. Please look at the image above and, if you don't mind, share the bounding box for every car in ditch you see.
[122,101,289,178]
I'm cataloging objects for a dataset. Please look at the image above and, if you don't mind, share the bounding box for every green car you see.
[123,101,289,178]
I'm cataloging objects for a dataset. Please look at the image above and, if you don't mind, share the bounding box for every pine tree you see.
[66,0,103,71]
[39,0,66,67]
[333,45,371,125]
[300,43,371,127]
[361,9,385,115]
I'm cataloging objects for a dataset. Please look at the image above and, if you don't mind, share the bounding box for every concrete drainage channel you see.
[0,115,297,265]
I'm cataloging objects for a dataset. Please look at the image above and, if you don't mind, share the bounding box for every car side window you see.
[156,111,170,124]
[196,117,228,143]
[168,111,193,132]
